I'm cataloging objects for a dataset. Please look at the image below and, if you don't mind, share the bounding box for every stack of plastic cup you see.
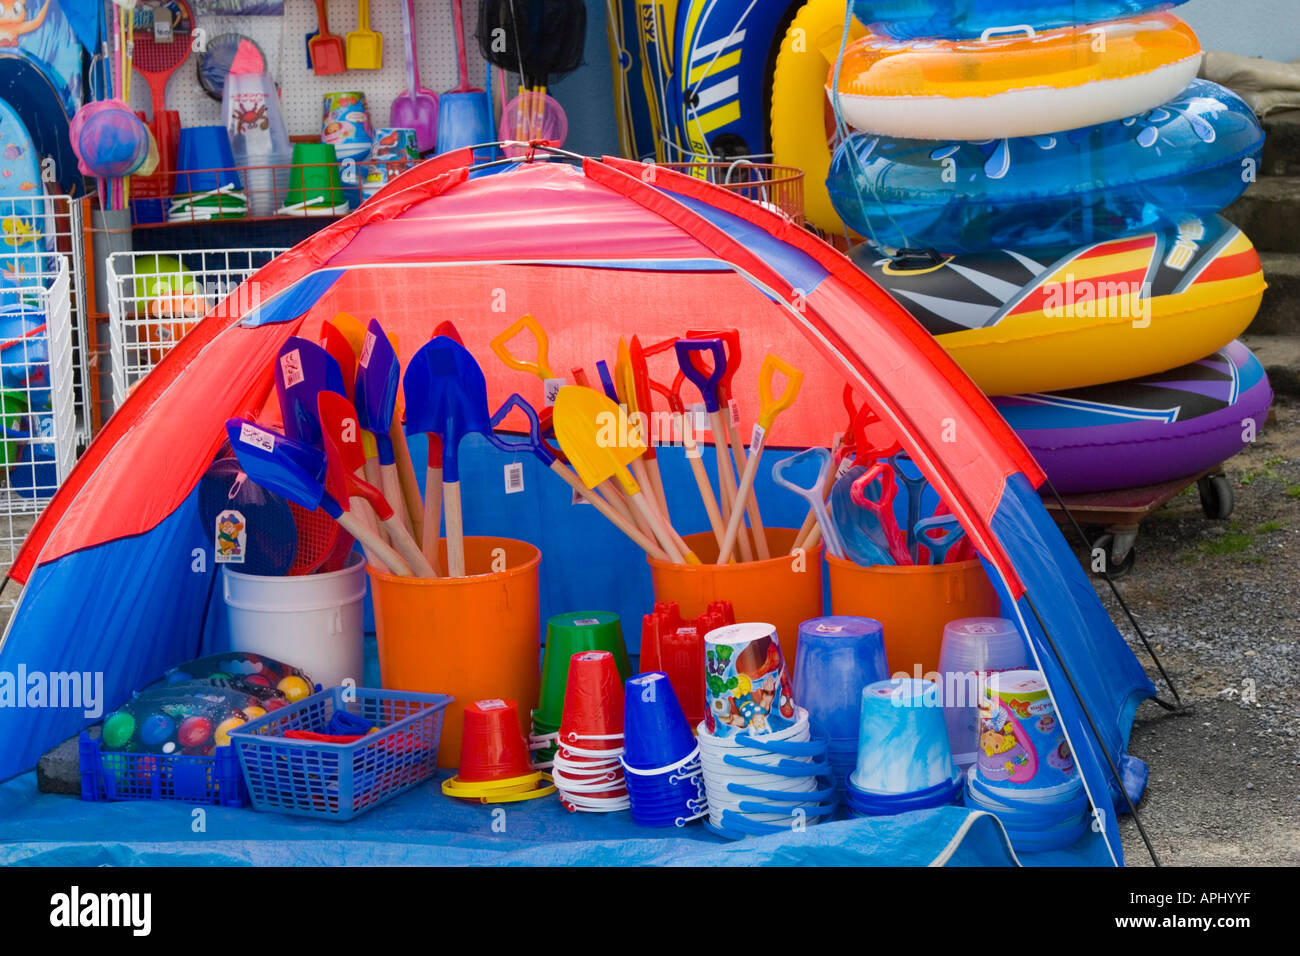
[530,611,630,771]
[620,672,707,827]
[697,706,836,838]
[964,669,1088,852]
[223,71,292,216]
[552,651,629,812]
[938,617,1029,771]
[793,616,889,792]
[442,698,556,804]
[845,678,963,816]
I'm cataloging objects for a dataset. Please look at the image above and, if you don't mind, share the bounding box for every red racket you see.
[133,0,194,119]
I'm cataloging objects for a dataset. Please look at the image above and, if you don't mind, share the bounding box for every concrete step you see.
[1222,177,1300,253]
[1248,253,1300,335]
[1261,109,1300,177]
[1242,334,1300,398]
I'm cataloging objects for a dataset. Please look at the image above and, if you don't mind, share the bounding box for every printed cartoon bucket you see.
[976,669,1078,797]
[702,622,797,739]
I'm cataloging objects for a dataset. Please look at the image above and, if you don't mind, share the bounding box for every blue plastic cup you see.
[623,672,696,770]
[794,616,888,741]
[175,125,241,195]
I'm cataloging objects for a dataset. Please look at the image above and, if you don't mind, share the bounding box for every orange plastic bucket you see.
[369,536,541,768]
[827,555,999,678]
[647,529,823,669]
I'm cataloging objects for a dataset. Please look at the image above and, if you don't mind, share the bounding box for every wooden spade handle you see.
[549,461,670,561]
[444,480,466,577]
[337,508,413,576]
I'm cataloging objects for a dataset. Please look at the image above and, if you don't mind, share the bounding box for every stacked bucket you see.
[530,612,631,770]
[551,651,630,812]
[845,678,964,815]
[697,622,835,837]
[620,673,708,827]
[792,616,889,793]
[937,617,1029,772]
[964,670,1089,852]
[441,698,556,804]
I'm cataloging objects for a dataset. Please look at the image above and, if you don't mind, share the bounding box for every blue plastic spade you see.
[827,464,894,567]
[890,452,929,562]
[354,319,401,466]
[403,335,491,576]
[274,336,345,447]
[913,514,966,565]
[225,418,328,512]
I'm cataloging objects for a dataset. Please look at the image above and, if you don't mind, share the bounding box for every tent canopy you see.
[0,152,1153,864]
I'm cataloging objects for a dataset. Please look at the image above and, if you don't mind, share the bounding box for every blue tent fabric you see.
[0,770,1031,866]
[991,474,1156,863]
[0,489,215,781]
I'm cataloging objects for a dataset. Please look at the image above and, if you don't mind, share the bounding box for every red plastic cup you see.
[457,698,535,783]
[559,651,624,753]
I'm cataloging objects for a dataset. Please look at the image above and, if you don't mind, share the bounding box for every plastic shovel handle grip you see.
[674,338,726,413]
[489,313,555,380]
[489,392,554,466]
[914,514,965,564]
[686,327,741,401]
[755,354,804,431]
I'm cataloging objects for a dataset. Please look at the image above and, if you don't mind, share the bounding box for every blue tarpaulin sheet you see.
[0,771,1034,866]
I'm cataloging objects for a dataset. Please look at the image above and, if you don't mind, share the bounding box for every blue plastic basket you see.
[78,732,248,806]
[228,687,450,821]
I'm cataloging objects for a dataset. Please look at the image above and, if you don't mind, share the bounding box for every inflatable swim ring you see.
[771,0,864,233]
[674,0,803,160]
[855,215,1266,396]
[832,13,1202,140]
[994,340,1272,494]
[829,79,1262,255]
[851,0,1187,40]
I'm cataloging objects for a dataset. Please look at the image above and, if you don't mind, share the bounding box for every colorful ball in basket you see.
[622,672,695,771]
[101,686,260,756]
[792,616,888,742]
[851,678,958,795]
[146,651,315,705]
[0,390,28,469]
[976,670,1078,796]
[832,13,1202,141]
[559,650,625,753]
[938,618,1028,770]
[283,142,346,214]
[174,125,242,195]
[851,0,1187,40]
[455,698,535,783]
[536,611,631,729]
[704,622,797,739]
[2,410,55,497]
[828,79,1262,256]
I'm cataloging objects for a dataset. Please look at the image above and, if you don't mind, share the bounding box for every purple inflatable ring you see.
[994,340,1272,494]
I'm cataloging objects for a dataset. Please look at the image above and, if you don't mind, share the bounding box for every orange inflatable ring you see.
[832,12,1202,140]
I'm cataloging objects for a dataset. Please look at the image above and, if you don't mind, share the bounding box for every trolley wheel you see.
[1092,532,1137,578]
[1197,474,1234,520]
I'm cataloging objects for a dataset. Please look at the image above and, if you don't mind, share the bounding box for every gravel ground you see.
[1104,396,1300,866]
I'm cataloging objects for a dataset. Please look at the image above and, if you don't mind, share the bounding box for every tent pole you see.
[1023,594,1162,867]
[1040,478,1186,710]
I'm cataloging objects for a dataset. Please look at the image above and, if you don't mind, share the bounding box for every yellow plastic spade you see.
[552,386,697,564]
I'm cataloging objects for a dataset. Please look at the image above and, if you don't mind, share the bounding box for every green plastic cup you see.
[536,611,631,728]
[283,142,343,211]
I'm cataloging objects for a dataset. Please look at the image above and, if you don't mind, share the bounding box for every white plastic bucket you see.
[223,551,366,688]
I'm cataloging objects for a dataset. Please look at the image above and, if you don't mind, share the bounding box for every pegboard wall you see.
[130,1,493,140]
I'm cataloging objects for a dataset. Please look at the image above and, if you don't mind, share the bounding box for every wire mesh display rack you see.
[655,162,805,226]
[105,247,287,411]
[0,253,79,610]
